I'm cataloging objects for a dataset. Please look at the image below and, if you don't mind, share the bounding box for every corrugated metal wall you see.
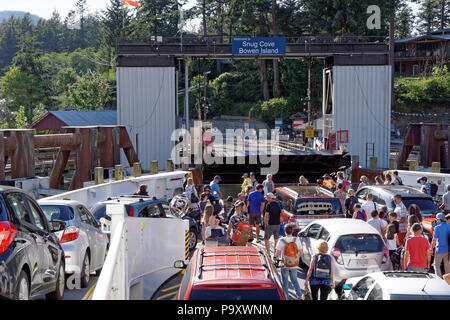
[333,65,391,169]
[117,67,176,171]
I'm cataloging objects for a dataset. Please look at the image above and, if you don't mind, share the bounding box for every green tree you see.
[395,3,415,39]
[67,70,112,109]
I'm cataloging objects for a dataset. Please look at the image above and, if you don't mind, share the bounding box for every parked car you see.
[174,246,286,300]
[90,196,200,251]
[342,271,450,300]
[355,185,439,218]
[297,218,390,291]
[37,199,109,288]
[275,186,345,235]
[0,186,66,300]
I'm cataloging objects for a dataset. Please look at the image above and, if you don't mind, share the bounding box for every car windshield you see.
[335,234,384,253]
[40,205,75,221]
[383,272,432,279]
[189,289,281,300]
[294,199,342,215]
[400,199,438,214]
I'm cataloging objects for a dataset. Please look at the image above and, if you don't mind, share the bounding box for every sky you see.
[0,0,197,20]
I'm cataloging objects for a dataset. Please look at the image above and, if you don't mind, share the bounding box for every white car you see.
[297,219,391,289]
[38,199,109,288]
[341,271,450,300]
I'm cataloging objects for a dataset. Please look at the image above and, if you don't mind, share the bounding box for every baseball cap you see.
[436,213,446,221]
[250,172,255,176]
[214,175,222,181]
[266,193,276,199]
[323,174,330,178]
[242,173,248,178]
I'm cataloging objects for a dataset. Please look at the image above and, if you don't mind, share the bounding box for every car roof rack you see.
[197,248,272,280]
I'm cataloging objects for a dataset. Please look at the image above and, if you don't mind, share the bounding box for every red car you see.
[175,246,286,300]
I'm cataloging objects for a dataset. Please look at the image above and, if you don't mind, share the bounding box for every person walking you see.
[361,193,377,218]
[431,213,450,278]
[386,224,400,270]
[367,210,386,240]
[247,184,266,243]
[344,189,359,219]
[249,172,259,190]
[336,171,350,191]
[298,175,309,186]
[201,204,217,242]
[439,185,450,214]
[357,176,369,191]
[241,173,251,193]
[334,183,347,215]
[263,174,275,195]
[134,184,149,196]
[388,211,400,235]
[210,175,222,202]
[352,204,367,221]
[185,178,199,209]
[226,201,250,246]
[183,173,190,190]
[404,223,432,272]
[392,171,403,185]
[305,240,335,300]
[275,224,303,300]
[418,177,431,196]
[384,173,392,185]
[408,204,423,223]
[374,176,383,185]
[264,193,281,257]
[393,194,408,245]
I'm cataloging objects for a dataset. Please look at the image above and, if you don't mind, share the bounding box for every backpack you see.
[281,238,300,268]
[313,254,331,279]
[390,246,403,267]
[232,221,252,246]
[429,183,438,197]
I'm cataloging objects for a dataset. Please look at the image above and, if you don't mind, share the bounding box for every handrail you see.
[92,220,125,300]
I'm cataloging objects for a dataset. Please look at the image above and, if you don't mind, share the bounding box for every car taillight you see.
[60,226,80,243]
[331,248,344,265]
[382,247,389,257]
[129,206,134,217]
[0,222,18,254]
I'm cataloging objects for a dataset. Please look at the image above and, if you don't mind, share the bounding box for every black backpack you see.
[429,183,438,197]
[313,254,331,279]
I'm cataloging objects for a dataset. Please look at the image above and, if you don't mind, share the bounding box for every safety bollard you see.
[432,162,441,173]
[409,160,419,171]
[166,159,174,172]
[94,167,104,185]
[115,164,124,180]
[389,158,397,170]
[133,162,142,177]
[150,161,159,174]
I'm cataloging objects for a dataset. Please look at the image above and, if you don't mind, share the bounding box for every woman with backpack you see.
[386,224,401,270]
[263,174,275,195]
[305,240,335,300]
[185,178,199,209]
[275,225,303,300]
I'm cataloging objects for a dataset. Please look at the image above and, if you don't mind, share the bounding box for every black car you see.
[0,186,66,300]
[355,185,440,217]
[90,196,201,251]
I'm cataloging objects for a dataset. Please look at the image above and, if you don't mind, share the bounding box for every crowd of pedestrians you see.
[180,170,450,300]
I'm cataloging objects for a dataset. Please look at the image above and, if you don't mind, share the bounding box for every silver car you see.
[342,271,450,300]
[38,199,109,288]
[297,218,391,289]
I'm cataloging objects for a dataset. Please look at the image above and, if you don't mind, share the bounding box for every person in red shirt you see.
[404,223,432,272]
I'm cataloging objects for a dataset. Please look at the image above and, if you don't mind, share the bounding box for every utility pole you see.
[307,57,312,126]
[185,59,189,132]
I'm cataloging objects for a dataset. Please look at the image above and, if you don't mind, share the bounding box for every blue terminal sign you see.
[232,37,286,55]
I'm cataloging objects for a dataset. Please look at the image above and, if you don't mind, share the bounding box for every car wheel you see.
[46,261,65,300]
[13,270,29,300]
[189,228,198,251]
[80,252,90,288]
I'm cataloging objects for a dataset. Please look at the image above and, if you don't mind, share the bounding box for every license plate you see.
[354,259,369,266]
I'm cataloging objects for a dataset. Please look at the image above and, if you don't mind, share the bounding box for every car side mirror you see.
[51,219,66,232]
[174,260,187,269]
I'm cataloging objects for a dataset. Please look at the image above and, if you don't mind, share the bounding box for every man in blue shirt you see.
[431,213,450,278]
[210,175,222,202]
[247,184,266,243]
